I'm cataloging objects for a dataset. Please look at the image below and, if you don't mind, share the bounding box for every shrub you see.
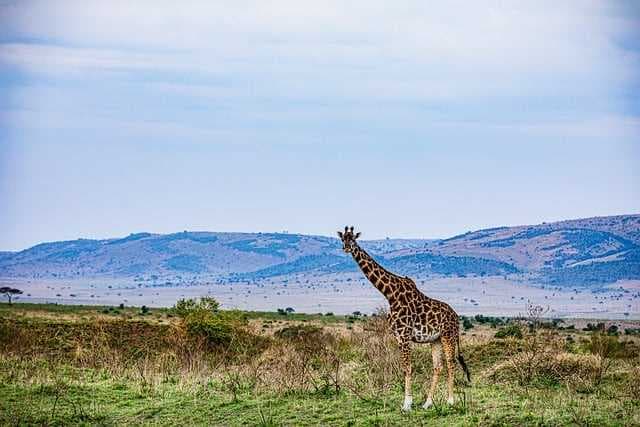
[172,297,245,346]
[494,305,569,386]
[487,352,600,388]
[274,324,323,341]
[583,322,605,332]
[474,314,504,326]
[173,297,219,318]
[583,333,626,359]
[174,299,197,317]
[273,324,337,363]
[581,333,638,384]
[474,314,487,324]
[495,324,523,339]
[462,318,474,330]
[257,324,342,396]
[183,309,245,346]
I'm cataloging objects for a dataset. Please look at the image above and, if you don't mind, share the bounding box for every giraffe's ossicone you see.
[338,226,471,412]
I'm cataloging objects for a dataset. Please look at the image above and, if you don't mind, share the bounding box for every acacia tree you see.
[0,287,23,304]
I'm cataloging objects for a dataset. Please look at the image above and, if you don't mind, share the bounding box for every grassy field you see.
[1,302,639,426]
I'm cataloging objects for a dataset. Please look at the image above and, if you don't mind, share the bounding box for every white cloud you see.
[2,1,637,76]
[432,115,640,139]
[0,1,638,133]
[0,43,177,72]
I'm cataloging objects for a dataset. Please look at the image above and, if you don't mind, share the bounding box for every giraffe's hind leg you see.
[398,340,413,411]
[423,340,442,409]
[442,335,457,405]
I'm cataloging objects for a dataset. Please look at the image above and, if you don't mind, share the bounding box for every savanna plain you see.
[1,301,639,426]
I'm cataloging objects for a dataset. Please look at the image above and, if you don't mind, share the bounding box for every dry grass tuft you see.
[486,351,601,388]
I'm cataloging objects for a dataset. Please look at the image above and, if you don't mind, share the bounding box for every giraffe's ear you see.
[337,231,344,239]
[354,232,361,239]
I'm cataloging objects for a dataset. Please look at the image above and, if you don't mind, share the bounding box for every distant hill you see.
[402,214,640,285]
[1,214,638,288]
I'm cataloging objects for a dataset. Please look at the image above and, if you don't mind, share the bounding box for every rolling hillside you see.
[1,214,638,287]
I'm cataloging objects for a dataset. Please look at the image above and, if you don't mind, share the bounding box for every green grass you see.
[2,364,637,426]
[1,302,639,426]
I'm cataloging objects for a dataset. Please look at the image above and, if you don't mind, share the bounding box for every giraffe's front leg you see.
[399,340,413,412]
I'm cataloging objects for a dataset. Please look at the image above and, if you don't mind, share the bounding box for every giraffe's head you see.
[337,226,361,254]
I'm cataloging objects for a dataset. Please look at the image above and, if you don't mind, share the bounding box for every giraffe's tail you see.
[456,335,471,383]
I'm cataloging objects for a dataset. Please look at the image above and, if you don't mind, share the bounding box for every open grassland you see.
[1,302,639,426]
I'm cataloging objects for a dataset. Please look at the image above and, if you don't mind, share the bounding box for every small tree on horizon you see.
[0,287,23,305]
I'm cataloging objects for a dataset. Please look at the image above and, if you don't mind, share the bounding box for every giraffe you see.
[338,226,470,411]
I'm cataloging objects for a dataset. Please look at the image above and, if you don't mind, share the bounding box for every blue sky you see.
[0,1,639,250]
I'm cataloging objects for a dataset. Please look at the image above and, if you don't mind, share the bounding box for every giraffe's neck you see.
[351,244,398,300]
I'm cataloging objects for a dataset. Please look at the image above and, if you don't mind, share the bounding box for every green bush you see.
[495,324,523,339]
[582,333,638,360]
[462,318,474,330]
[184,309,245,346]
[173,297,244,346]
[474,314,504,328]
[583,322,605,332]
[173,297,220,318]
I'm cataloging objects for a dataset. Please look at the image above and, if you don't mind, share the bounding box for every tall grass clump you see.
[581,332,639,385]
[343,310,402,405]
[488,304,568,387]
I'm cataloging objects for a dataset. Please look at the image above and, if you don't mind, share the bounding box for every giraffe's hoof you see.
[401,396,413,412]
[447,397,455,405]
[422,398,434,409]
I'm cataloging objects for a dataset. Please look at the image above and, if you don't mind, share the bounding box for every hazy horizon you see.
[1,1,639,251]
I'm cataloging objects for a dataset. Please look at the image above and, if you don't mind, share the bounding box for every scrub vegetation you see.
[1,302,639,426]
